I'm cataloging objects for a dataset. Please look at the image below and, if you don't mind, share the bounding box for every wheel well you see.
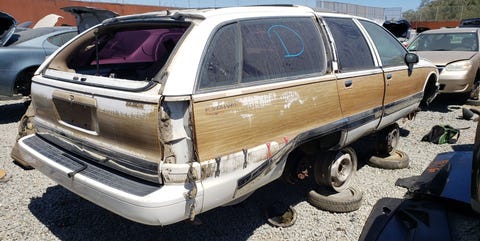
[420,73,439,109]
[475,69,480,83]
[281,131,343,183]
[296,131,343,155]
[14,66,38,96]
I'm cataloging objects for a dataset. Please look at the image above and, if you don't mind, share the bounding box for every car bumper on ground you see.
[18,134,202,226]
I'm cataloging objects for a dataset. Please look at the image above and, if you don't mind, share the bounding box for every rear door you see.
[322,17,385,141]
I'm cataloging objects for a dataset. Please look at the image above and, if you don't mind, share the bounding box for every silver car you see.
[0,7,118,96]
[408,27,480,102]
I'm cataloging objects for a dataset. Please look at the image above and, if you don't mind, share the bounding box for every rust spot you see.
[427,159,449,173]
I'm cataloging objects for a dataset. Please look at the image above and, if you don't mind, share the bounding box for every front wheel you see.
[375,123,400,155]
[313,147,357,192]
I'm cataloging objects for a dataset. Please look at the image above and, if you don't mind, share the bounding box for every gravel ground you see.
[1,95,480,241]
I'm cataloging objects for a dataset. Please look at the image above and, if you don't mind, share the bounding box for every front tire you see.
[375,123,400,155]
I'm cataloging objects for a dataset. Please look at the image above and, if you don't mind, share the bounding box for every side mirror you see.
[405,53,419,76]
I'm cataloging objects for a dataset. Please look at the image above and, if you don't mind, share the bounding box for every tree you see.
[404,0,480,21]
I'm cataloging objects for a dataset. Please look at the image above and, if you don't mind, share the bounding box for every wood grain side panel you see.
[384,68,430,105]
[192,80,342,161]
[336,73,384,117]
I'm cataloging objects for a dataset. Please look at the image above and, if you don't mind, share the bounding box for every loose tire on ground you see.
[367,149,410,169]
[307,187,363,213]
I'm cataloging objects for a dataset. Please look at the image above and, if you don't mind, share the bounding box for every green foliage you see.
[403,0,480,21]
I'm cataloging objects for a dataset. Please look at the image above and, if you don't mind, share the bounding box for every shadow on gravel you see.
[426,94,470,113]
[0,101,28,124]
[28,180,310,241]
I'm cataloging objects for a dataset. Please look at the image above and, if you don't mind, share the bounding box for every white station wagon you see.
[15,5,438,225]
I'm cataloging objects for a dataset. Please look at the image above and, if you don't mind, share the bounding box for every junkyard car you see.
[383,19,411,44]
[16,6,438,225]
[408,28,480,101]
[0,7,118,96]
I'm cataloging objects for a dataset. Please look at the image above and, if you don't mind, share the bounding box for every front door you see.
[359,20,426,126]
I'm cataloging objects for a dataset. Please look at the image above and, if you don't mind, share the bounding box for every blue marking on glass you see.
[267,25,305,58]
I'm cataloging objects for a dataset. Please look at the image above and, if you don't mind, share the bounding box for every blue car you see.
[0,7,117,96]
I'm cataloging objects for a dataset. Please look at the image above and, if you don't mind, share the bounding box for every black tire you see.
[15,68,36,96]
[375,123,400,155]
[313,147,357,192]
[466,98,480,106]
[307,187,363,213]
[367,149,410,169]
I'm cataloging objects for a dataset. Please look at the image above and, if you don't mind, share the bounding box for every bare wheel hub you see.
[314,147,358,192]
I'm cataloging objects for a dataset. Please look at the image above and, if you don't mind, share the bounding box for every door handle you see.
[344,80,353,88]
[386,74,393,80]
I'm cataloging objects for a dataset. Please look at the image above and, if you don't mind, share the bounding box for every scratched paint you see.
[96,97,156,119]
[198,141,282,181]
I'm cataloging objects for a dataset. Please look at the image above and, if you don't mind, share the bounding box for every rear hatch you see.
[61,6,119,33]
[383,20,411,41]
[32,16,190,184]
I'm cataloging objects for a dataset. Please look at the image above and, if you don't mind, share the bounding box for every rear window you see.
[6,27,66,46]
[50,24,189,82]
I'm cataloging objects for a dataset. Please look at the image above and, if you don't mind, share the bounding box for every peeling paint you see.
[240,113,254,124]
[236,93,276,109]
[199,141,283,181]
[280,91,304,109]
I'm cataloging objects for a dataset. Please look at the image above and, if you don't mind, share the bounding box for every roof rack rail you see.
[249,4,296,7]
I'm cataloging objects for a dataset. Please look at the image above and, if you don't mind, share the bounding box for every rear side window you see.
[199,17,327,90]
[199,24,239,89]
[359,20,407,67]
[323,17,374,72]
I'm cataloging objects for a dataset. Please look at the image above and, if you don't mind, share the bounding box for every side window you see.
[360,20,407,67]
[46,31,77,47]
[323,17,374,72]
[240,18,326,82]
[199,24,239,89]
[199,17,327,91]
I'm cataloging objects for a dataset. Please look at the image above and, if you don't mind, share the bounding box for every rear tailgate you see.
[31,72,163,183]
[26,20,190,183]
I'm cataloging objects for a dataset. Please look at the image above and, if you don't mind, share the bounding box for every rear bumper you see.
[18,134,202,226]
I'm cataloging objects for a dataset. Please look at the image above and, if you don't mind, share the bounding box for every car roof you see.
[107,5,369,25]
[421,27,479,34]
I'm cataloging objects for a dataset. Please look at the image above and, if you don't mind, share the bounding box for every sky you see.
[86,0,422,11]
